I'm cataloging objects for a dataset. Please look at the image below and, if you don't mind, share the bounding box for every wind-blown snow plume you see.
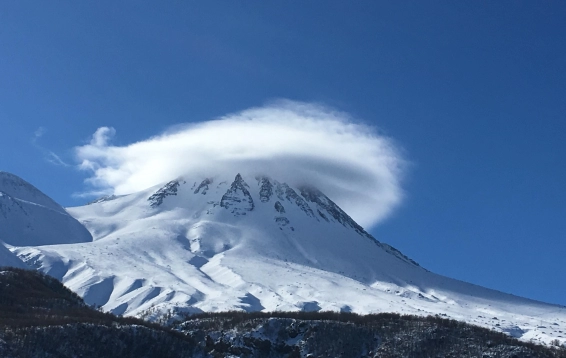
[75,101,405,227]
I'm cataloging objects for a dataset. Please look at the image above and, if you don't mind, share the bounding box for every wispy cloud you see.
[46,152,70,167]
[33,127,46,140]
[75,100,407,228]
[31,127,71,167]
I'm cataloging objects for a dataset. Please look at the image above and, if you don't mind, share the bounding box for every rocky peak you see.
[257,176,273,202]
[220,174,255,215]
[148,180,180,208]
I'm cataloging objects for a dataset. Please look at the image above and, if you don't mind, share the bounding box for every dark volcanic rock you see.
[275,216,290,227]
[257,177,273,203]
[257,176,273,202]
[148,180,180,207]
[220,174,255,215]
[194,178,213,194]
[274,201,285,214]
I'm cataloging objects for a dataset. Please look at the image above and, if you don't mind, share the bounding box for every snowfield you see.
[3,172,566,346]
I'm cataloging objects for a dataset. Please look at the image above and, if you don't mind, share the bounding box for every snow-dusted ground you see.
[8,173,566,346]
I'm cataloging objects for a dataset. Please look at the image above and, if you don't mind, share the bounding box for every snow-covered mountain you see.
[0,172,92,246]
[6,172,566,346]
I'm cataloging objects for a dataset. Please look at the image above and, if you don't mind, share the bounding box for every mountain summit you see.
[8,172,566,346]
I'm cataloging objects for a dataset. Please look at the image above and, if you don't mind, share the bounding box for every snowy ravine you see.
[6,173,566,346]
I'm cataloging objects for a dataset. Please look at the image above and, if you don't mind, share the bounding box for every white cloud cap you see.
[76,100,406,228]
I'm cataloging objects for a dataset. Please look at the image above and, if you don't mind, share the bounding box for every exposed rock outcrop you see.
[220,174,255,215]
[148,180,180,207]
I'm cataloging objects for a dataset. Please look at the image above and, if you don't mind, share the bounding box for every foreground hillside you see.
[0,267,197,357]
[1,268,564,358]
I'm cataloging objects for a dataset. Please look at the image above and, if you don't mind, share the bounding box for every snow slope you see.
[11,173,566,346]
[0,241,27,268]
[0,172,92,246]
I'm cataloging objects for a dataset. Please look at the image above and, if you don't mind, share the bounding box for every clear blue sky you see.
[1,1,565,305]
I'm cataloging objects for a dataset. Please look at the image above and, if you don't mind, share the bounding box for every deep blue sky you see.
[1,2,565,305]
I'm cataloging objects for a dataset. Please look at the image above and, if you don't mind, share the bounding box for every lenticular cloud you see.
[75,100,406,228]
